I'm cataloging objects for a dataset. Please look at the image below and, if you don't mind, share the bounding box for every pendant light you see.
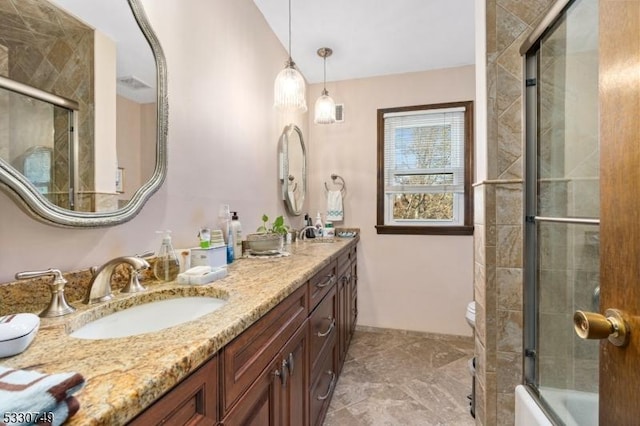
[314,47,336,124]
[274,0,307,112]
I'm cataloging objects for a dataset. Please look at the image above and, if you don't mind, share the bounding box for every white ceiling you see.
[252,0,476,84]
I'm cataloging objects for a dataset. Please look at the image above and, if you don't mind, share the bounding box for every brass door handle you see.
[573,308,630,347]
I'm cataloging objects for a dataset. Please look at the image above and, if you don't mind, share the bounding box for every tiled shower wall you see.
[474,1,555,424]
[0,0,94,202]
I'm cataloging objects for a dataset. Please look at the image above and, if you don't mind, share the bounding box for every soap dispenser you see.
[153,230,180,282]
[314,212,324,238]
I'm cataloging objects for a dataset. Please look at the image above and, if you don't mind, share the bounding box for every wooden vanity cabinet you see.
[128,354,218,425]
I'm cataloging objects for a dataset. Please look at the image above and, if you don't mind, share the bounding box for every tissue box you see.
[190,245,226,269]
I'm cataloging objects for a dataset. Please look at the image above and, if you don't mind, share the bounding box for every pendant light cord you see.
[288,0,292,61]
[323,55,327,92]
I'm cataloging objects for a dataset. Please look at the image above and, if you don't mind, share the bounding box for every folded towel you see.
[287,190,298,212]
[0,366,84,426]
[326,190,344,221]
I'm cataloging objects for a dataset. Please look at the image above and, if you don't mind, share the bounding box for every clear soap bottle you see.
[153,230,180,282]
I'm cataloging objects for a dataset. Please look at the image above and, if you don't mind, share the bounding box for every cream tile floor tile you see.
[324,329,476,426]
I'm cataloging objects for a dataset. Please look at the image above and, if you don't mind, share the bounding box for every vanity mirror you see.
[279,124,306,216]
[0,0,167,227]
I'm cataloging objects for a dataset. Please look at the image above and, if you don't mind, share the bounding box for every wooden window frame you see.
[376,101,474,236]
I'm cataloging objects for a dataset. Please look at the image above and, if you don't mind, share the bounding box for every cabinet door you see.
[349,257,358,341]
[221,356,283,426]
[280,320,309,426]
[128,355,217,426]
[221,284,307,416]
[337,273,349,370]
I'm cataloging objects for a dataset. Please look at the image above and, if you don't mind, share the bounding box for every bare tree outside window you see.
[376,101,474,235]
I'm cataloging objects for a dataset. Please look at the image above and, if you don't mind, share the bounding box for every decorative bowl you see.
[246,233,284,254]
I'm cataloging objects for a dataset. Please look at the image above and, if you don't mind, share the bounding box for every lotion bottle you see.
[230,211,242,258]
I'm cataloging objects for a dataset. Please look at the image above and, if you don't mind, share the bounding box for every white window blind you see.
[382,106,467,226]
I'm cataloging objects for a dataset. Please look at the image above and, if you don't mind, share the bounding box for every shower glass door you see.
[524,0,600,424]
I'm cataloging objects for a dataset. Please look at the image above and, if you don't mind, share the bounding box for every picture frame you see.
[116,167,124,193]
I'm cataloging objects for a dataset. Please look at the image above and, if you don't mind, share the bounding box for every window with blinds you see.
[376,101,474,235]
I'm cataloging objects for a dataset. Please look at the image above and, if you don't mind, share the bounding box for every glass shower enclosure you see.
[523,0,600,424]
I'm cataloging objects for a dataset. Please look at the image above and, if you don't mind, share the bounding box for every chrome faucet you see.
[15,268,76,317]
[299,225,317,240]
[84,256,150,304]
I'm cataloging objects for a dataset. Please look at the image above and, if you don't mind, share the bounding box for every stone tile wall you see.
[475,1,555,424]
[0,0,94,195]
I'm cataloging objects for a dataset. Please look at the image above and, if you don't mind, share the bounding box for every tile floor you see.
[324,327,476,426]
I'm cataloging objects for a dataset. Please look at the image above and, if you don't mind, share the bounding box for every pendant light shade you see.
[274,59,307,112]
[314,47,336,124]
[314,89,336,124]
[274,0,307,112]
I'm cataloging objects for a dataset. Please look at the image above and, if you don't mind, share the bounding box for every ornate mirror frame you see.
[0,0,167,228]
[279,124,306,216]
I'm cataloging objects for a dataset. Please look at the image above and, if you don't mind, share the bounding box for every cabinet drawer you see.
[221,284,308,415]
[309,284,337,374]
[309,261,337,311]
[129,355,217,426]
[309,339,337,426]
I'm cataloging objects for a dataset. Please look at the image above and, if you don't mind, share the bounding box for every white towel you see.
[326,190,344,221]
[0,366,84,426]
[287,190,298,212]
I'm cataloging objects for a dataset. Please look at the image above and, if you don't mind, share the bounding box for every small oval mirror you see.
[279,124,306,216]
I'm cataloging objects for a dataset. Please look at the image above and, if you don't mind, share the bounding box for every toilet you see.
[465,300,477,419]
[465,301,476,329]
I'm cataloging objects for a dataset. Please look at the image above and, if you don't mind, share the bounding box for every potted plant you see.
[246,214,289,253]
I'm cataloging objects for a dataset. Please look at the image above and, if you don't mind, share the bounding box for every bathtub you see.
[515,385,598,426]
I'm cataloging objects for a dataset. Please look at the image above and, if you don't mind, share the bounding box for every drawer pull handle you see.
[274,359,289,386]
[317,316,336,337]
[286,352,295,376]
[316,370,336,401]
[316,274,335,288]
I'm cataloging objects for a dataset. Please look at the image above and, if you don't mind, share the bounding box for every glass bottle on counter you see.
[153,230,180,282]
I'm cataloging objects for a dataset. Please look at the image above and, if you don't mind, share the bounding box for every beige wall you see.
[307,66,475,336]
[0,0,295,281]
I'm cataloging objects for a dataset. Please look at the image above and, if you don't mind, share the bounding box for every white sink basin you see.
[70,297,227,339]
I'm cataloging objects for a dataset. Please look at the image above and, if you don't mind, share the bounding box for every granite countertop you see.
[1,237,358,425]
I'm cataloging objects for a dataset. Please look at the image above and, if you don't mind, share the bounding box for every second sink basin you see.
[69,296,227,340]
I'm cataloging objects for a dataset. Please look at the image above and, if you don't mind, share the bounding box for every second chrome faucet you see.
[84,256,150,304]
